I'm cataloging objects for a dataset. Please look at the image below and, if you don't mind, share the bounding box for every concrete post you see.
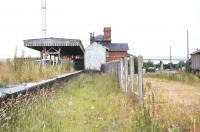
[130,56,134,96]
[160,61,163,71]
[120,59,124,90]
[124,57,128,94]
[138,55,143,99]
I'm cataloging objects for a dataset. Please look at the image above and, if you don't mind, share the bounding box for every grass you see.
[132,81,200,132]
[0,73,134,131]
[0,59,74,86]
[145,72,200,84]
[0,73,199,131]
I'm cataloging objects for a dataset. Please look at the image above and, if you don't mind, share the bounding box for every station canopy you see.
[24,38,85,56]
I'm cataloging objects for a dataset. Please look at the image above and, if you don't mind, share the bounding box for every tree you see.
[143,60,154,68]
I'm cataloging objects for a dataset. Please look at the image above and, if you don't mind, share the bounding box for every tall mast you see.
[42,0,47,38]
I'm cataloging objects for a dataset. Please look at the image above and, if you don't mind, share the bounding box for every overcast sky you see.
[0,0,200,59]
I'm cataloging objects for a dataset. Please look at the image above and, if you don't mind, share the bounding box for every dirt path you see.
[144,78,200,107]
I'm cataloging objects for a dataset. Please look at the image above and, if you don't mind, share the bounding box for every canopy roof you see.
[24,38,85,55]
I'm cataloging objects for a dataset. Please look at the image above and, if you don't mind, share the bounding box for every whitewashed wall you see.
[84,42,106,71]
[191,54,200,70]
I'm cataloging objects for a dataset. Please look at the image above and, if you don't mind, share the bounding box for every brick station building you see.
[90,27,129,62]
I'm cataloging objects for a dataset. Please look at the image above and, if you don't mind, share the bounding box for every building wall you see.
[106,51,128,62]
[191,54,200,70]
[84,43,106,71]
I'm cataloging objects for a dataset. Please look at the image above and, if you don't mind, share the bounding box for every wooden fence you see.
[101,56,143,100]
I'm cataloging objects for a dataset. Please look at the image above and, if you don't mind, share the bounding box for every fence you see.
[101,56,143,100]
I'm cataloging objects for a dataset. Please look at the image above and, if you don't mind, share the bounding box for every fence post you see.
[160,61,163,71]
[120,59,124,90]
[130,56,134,96]
[124,57,128,94]
[138,55,143,99]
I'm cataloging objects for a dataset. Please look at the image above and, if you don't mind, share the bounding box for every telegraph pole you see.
[187,30,189,61]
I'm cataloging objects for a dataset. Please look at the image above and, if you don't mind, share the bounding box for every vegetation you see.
[144,61,185,70]
[143,60,154,68]
[132,81,200,131]
[0,73,199,131]
[0,73,134,131]
[0,59,74,86]
[145,72,200,84]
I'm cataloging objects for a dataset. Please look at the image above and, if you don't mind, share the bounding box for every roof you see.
[24,37,85,54]
[94,35,104,41]
[85,42,106,50]
[104,43,129,51]
[191,49,200,55]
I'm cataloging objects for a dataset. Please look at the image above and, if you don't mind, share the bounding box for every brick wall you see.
[106,51,128,62]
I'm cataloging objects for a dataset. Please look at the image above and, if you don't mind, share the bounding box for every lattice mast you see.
[41,0,47,38]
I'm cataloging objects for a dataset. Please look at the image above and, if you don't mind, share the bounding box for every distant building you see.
[90,27,129,62]
[84,42,106,71]
[190,49,200,71]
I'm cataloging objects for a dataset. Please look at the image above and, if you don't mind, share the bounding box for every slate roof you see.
[104,43,129,51]
[94,35,104,41]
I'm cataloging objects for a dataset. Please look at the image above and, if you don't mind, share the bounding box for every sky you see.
[0,0,200,59]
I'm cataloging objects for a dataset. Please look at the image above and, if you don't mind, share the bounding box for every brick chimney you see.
[103,27,111,42]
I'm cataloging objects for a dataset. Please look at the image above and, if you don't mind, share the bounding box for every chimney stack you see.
[103,27,111,42]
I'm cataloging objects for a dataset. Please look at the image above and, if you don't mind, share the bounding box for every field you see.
[0,73,200,131]
[145,72,200,84]
[0,60,74,86]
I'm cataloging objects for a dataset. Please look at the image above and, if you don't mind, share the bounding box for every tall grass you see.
[0,73,199,131]
[0,59,74,86]
[132,81,200,132]
[0,73,134,131]
[145,72,200,84]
